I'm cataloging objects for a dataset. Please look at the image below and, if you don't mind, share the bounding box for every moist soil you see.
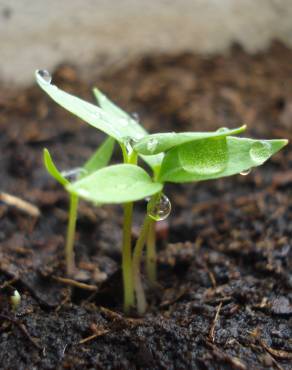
[0,42,291,369]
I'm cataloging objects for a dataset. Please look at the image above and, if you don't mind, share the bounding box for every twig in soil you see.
[206,342,247,370]
[0,314,42,350]
[53,276,97,291]
[0,192,40,217]
[0,277,18,289]
[79,308,145,345]
[209,301,222,343]
[54,288,71,312]
[78,329,110,344]
[259,338,292,361]
[208,270,217,288]
[99,306,144,326]
[249,328,290,370]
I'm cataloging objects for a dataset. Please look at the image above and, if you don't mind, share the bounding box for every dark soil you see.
[0,41,291,369]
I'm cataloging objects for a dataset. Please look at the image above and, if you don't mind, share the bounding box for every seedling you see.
[43,137,115,275]
[36,70,288,314]
[10,290,21,311]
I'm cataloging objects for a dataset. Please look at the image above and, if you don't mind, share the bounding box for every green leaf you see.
[67,164,163,204]
[133,125,246,155]
[140,153,164,172]
[93,88,133,120]
[159,137,288,183]
[93,87,164,170]
[43,148,69,187]
[35,71,145,142]
[83,137,115,176]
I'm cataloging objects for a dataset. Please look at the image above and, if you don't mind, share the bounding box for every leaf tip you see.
[43,147,50,165]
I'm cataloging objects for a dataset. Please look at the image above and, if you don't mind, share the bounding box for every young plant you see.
[36,69,162,312]
[43,137,115,275]
[36,70,288,315]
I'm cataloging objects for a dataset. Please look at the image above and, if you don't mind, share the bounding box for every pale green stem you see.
[146,218,157,284]
[120,144,137,313]
[145,189,162,285]
[65,193,79,276]
[145,168,162,285]
[122,202,135,313]
[132,216,151,315]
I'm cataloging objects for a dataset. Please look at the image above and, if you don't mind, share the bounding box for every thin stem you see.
[146,218,157,284]
[145,189,162,285]
[122,202,135,313]
[132,216,151,315]
[65,193,79,276]
[120,143,138,313]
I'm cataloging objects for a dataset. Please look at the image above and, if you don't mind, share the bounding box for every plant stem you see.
[132,215,151,315]
[120,143,137,313]
[146,218,157,284]
[145,189,161,285]
[65,193,79,276]
[122,202,135,313]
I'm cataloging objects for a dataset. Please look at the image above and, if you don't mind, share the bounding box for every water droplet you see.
[61,167,87,182]
[123,137,138,154]
[146,138,158,153]
[240,168,251,176]
[36,69,52,84]
[249,141,272,165]
[147,194,171,221]
[178,138,228,175]
[131,112,140,122]
[216,127,229,133]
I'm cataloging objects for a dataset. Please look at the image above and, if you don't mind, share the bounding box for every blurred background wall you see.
[1,0,292,86]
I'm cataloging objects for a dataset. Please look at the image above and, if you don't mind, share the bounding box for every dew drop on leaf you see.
[216,127,228,133]
[147,138,158,153]
[61,168,87,182]
[131,112,140,122]
[147,194,171,221]
[249,141,272,165]
[123,137,138,154]
[240,168,251,176]
[178,138,228,175]
[36,69,52,84]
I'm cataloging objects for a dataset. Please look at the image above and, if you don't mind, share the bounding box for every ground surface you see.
[0,42,291,369]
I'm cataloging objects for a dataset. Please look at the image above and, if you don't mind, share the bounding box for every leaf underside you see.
[93,87,163,170]
[82,136,115,177]
[36,72,145,142]
[67,164,163,204]
[44,136,115,186]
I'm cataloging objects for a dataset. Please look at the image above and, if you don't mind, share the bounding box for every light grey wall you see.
[1,0,292,86]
